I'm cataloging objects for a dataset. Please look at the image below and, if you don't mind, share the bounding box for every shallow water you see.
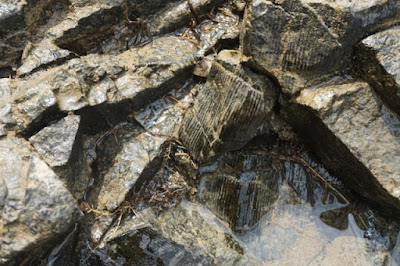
[75,136,400,265]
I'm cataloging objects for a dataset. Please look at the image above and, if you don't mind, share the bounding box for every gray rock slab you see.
[242,0,400,95]
[179,50,277,162]
[0,137,81,264]
[29,114,80,168]
[354,25,400,116]
[1,36,197,134]
[282,79,400,212]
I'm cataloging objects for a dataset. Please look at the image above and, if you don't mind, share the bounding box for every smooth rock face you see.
[243,0,400,94]
[29,114,80,168]
[282,80,400,211]
[179,50,277,162]
[354,25,400,116]
[0,137,81,264]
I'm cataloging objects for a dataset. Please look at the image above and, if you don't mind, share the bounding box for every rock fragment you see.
[179,50,277,162]
[354,25,400,116]
[282,79,400,212]
[0,137,81,264]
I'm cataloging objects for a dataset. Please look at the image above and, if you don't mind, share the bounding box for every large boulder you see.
[0,137,81,264]
[354,25,400,116]
[282,79,400,212]
[242,0,400,95]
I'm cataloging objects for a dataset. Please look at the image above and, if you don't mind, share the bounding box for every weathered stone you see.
[0,0,27,70]
[29,114,80,167]
[1,36,196,135]
[147,0,223,37]
[84,122,166,212]
[242,0,400,95]
[0,137,81,264]
[146,200,249,264]
[195,7,240,58]
[179,50,277,162]
[282,79,400,212]
[17,40,72,77]
[354,25,400,116]
[0,78,12,101]
[0,70,59,134]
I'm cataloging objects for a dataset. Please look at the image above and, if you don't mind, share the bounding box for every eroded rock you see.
[242,0,400,95]
[179,50,277,162]
[354,25,400,116]
[282,79,400,212]
[0,137,81,264]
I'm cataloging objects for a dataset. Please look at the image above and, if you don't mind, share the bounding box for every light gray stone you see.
[0,137,81,264]
[282,79,400,212]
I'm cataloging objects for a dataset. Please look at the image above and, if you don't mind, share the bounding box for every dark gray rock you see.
[0,137,81,264]
[282,79,400,212]
[242,0,400,95]
[179,50,277,162]
[354,25,400,116]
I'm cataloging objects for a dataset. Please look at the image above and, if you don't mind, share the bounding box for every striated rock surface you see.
[282,79,400,212]
[179,50,277,162]
[354,25,400,116]
[242,0,400,95]
[0,137,81,264]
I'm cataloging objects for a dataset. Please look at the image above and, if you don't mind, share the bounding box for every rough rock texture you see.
[179,50,277,162]
[29,114,80,168]
[0,137,81,264]
[282,79,400,212]
[354,25,400,116]
[93,123,166,211]
[1,36,197,134]
[242,0,400,95]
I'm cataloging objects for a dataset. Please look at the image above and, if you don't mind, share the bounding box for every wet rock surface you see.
[1,0,400,264]
[282,80,400,212]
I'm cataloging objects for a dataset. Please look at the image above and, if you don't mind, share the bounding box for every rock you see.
[354,25,400,116]
[85,122,167,212]
[179,50,277,162]
[29,114,80,168]
[0,69,60,134]
[242,0,400,95]
[0,137,81,264]
[0,0,66,72]
[86,226,212,265]
[146,200,249,264]
[198,150,279,232]
[0,0,28,70]
[17,40,72,77]
[147,0,223,37]
[282,79,400,212]
[28,114,85,198]
[0,78,12,100]
[193,55,215,78]
[1,36,197,135]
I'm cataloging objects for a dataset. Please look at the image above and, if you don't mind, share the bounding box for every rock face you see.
[354,25,400,116]
[179,50,277,162]
[242,0,400,94]
[0,137,81,264]
[282,80,400,212]
[29,114,81,168]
